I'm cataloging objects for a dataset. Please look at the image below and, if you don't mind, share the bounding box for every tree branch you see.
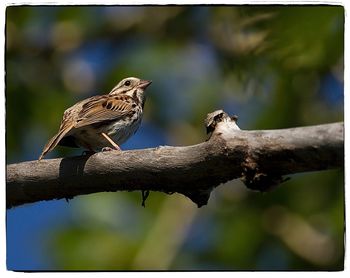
[6,110,344,209]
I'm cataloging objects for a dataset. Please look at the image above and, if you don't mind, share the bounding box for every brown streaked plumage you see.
[39,77,151,160]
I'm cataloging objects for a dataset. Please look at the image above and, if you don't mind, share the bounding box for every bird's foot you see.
[102,146,121,152]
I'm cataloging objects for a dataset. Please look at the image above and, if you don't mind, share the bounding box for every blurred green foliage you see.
[6,5,344,270]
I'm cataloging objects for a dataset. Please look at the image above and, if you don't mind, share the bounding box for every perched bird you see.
[39,77,152,160]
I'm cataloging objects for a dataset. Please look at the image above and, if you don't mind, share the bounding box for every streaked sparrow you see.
[39,77,152,160]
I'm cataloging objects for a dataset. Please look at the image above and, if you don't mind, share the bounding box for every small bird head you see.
[109,77,152,98]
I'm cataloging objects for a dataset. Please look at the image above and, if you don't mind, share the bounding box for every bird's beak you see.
[138,80,152,89]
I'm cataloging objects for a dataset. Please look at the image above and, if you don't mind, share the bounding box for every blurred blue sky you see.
[7,200,71,270]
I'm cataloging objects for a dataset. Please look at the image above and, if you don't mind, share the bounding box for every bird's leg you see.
[101,132,121,151]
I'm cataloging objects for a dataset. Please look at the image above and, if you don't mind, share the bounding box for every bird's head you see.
[109,77,152,100]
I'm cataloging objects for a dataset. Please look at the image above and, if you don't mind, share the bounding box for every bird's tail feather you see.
[38,125,73,160]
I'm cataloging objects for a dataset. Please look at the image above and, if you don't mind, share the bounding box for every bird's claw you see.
[102,147,115,152]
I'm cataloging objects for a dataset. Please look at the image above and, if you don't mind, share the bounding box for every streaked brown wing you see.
[57,95,98,131]
[74,94,135,128]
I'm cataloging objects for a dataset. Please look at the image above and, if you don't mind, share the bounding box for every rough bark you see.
[6,110,344,209]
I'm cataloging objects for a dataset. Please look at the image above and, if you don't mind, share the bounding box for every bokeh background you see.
[6,5,344,270]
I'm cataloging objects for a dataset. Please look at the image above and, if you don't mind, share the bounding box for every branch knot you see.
[241,157,290,192]
[205,110,238,139]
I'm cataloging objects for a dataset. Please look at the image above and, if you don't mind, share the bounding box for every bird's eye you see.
[124,80,131,86]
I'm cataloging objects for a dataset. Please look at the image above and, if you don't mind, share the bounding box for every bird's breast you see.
[108,111,143,144]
